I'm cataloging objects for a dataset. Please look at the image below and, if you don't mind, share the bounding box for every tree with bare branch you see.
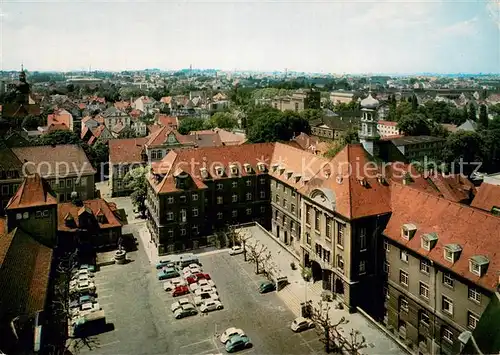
[310,301,367,354]
[234,228,251,262]
[245,241,270,274]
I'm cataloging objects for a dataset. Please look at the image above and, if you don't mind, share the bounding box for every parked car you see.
[170,297,192,312]
[79,264,96,272]
[185,273,211,284]
[172,285,190,297]
[158,268,180,281]
[183,266,202,277]
[200,300,223,313]
[190,279,216,292]
[220,328,245,344]
[70,295,96,308]
[291,317,315,332]
[156,260,174,270]
[225,335,252,353]
[229,246,244,256]
[258,281,275,294]
[163,277,186,291]
[194,291,219,306]
[72,269,94,279]
[70,280,96,294]
[174,304,198,319]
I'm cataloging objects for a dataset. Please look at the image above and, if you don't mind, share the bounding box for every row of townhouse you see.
[144,141,500,355]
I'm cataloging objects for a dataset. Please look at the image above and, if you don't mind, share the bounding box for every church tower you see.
[358,91,380,157]
[15,65,30,104]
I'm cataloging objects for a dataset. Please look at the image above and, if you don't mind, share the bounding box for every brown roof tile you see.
[145,127,194,148]
[12,145,96,178]
[471,182,500,212]
[58,199,123,232]
[385,183,500,292]
[155,114,179,128]
[0,227,53,319]
[109,137,147,164]
[427,174,475,203]
[6,174,58,210]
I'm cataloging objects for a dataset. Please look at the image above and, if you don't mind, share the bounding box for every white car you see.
[194,291,219,306]
[170,297,192,313]
[229,246,244,256]
[196,285,217,295]
[163,278,186,291]
[200,300,223,313]
[72,269,94,278]
[291,317,315,332]
[220,327,245,344]
[190,279,215,292]
[183,266,202,276]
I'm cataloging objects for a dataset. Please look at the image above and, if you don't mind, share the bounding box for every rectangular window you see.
[217,183,223,191]
[1,185,8,195]
[36,210,42,218]
[260,190,266,198]
[442,327,453,343]
[180,195,186,203]
[246,193,252,201]
[246,208,252,215]
[246,180,251,186]
[291,203,296,213]
[59,179,64,188]
[275,195,280,203]
[232,194,238,202]
[442,296,454,315]
[167,212,174,221]
[469,261,481,276]
[420,311,430,327]
[326,218,332,239]
[444,249,454,262]
[167,196,174,204]
[359,227,367,250]
[217,212,223,220]
[66,178,72,187]
[467,312,479,330]
[232,210,237,218]
[443,273,454,288]
[359,260,366,275]
[180,209,186,222]
[217,196,223,204]
[306,205,311,224]
[419,282,430,299]
[260,206,266,213]
[337,222,345,246]
[337,255,344,270]
[384,261,390,275]
[180,228,186,236]
[400,250,409,263]
[192,208,198,217]
[260,178,266,185]
[306,232,311,245]
[282,198,287,209]
[315,210,320,231]
[168,230,174,238]
[232,181,238,188]
[420,260,430,274]
[399,298,409,312]
[291,190,296,197]
[192,194,198,201]
[384,240,390,252]
[192,225,199,235]
[384,287,389,300]
[468,287,481,303]
[399,270,409,286]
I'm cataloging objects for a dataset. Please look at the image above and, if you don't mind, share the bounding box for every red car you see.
[186,273,211,285]
[172,285,190,297]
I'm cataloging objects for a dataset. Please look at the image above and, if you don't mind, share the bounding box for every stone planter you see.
[115,250,127,264]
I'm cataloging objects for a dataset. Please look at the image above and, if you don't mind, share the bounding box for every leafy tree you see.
[411,94,418,112]
[207,112,238,130]
[246,108,310,143]
[123,166,148,218]
[463,105,469,121]
[482,129,500,172]
[300,109,323,122]
[397,113,431,136]
[389,100,412,122]
[442,131,484,175]
[178,117,206,134]
[468,103,477,121]
[22,115,44,130]
[479,104,488,128]
[36,130,82,145]
[490,103,500,116]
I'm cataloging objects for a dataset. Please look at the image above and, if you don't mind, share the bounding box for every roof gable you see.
[6,174,57,210]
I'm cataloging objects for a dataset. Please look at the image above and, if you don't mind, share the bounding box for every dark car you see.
[259,281,275,294]
[172,285,190,297]
[225,335,252,353]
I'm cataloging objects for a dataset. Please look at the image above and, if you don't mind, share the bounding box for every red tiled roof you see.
[427,174,475,203]
[58,199,123,232]
[0,226,53,319]
[471,183,500,212]
[78,103,86,110]
[47,109,72,129]
[385,183,500,292]
[109,137,147,164]
[129,109,143,118]
[46,123,69,132]
[12,145,96,178]
[114,101,131,111]
[378,120,398,127]
[155,114,178,128]
[6,174,58,210]
[145,127,194,148]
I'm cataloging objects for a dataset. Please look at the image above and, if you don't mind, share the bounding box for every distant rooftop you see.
[387,135,444,146]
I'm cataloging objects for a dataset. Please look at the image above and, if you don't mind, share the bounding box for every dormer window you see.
[271,163,279,172]
[200,167,208,179]
[444,244,462,263]
[469,255,489,277]
[421,233,438,251]
[401,223,417,240]
[286,171,293,179]
[377,174,387,185]
[257,162,266,172]
[215,166,224,177]
[294,174,302,183]
[279,166,285,174]
[357,177,367,186]
[230,164,238,176]
[244,164,252,174]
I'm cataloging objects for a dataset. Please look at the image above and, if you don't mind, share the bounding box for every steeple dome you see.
[360,92,379,109]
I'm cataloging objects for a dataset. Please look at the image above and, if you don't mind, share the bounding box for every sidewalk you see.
[240,224,405,355]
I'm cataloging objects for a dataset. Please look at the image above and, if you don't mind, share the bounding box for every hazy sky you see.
[0,0,499,74]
